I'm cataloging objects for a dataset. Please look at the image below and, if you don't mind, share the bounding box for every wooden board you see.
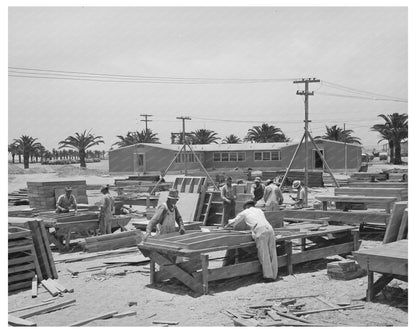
[346,182,407,188]
[157,191,201,221]
[396,208,408,240]
[335,187,407,201]
[383,201,408,243]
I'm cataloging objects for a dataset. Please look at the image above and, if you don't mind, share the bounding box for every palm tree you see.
[13,135,42,169]
[222,134,242,144]
[189,129,220,144]
[315,125,361,144]
[59,130,104,167]
[245,123,289,143]
[8,143,19,163]
[371,113,408,164]
[113,129,160,148]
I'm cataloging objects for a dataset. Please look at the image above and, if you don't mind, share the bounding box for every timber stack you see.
[8,226,42,293]
[82,229,143,252]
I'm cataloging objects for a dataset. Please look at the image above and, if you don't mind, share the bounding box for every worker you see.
[263,179,284,211]
[143,189,186,242]
[224,200,278,282]
[99,184,114,234]
[290,180,306,209]
[220,176,236,226]
[250,177,265,203]
[56,186,77,214]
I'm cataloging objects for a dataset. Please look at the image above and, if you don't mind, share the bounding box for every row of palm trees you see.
[9,130,104,169]
[8,113,408,169]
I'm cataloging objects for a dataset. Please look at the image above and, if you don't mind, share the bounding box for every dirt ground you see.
[7,159,408,326]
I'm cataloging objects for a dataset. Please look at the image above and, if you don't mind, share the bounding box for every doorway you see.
[313,149,324,169]
[134,153,145,174]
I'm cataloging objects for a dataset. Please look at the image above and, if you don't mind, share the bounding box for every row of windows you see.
[254,151,281,161]
[213,151,281,162]
[213,152,246,162]
[175,153,202,164]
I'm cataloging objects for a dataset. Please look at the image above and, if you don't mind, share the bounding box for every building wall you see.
[204,150,285,169]
[108,145,135,173]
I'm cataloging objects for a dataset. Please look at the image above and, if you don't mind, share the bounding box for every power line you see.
[315,91,407,103]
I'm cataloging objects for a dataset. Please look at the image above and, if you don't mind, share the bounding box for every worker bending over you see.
[56,186,77,214]
[143,189,186,241]
[99,184,114,234]
[290,180,306,209]
[225,200,278,282]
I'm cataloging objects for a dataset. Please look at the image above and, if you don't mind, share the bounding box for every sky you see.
[8,6,408,151]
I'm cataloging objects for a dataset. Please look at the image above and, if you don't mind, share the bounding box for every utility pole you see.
[176,116,191,175]
[344,123,347,175]
[293,78,320,207]
[140,114,153,132]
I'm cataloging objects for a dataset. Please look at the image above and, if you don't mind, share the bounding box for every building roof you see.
[110,139,361,153]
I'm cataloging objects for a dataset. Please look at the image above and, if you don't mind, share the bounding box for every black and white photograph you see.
[6,2,411,327]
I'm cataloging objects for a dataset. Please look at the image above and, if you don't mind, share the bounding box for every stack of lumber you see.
[383,202,408,243]
[202,191,223,226]
[327,259,366,280]
[82,229,143,252]
[348,172,388,183]
[8,226,41,293]
[27,219,58,280]
[322,174,348,187]
[8,207,38,218]
[274,169,324,187]
[8,188,29,206]
[27,180,87,210]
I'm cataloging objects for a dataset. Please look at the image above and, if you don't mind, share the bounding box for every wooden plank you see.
[8,244,33,254]
[8,271,35,283]
[346,182,407,188]
[155,259,202,282]
[8,254,34,266]
[48,278,68,293]
[32,275,38,298]
[8,315,37,327]
[193,260,262,282]
[19,299,76,319]
[292,304,364,316]
[152,320,179,325]
[40,279,59,297]
[113,310,137,319]
[157,191,201,222]
[149,251,203,294]
[8,279,33,292]
[291,242,355,265]
[9,300,54,314]
[85,230,142,243]
[8,262,35,274]
[383,201,408,243]
[69,311,118,326]
[273,309,312,324]
[28,220,52,279]
[396,208,408,240]
[8,238,33,248]
[38,220,59,279]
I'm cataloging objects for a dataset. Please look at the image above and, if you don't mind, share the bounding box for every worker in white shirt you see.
[290,180,306,209]
[224,200,278,282]
[263,179,284,211]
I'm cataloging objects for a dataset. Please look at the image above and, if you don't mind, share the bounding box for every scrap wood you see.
[32,275,38,298]
[113,310,137,319]
[8,315,37,327]
[40,279,60,297]
[232,317,259,327]
[265,294,319,301]
[273,309,312,324]
[248,304,273,309]
[292,304,364,316]
[266,310,282,321]
[19,299,76,319]
[152,320,179,325]
[49,279,68,293]
[8,300,54,313]
[69,310,118,326]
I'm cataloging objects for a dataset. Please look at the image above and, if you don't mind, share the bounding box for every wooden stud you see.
[149,260,155,284]
[201,254,209,295]
[367,270,374,302]
[285,241,293,275]
[31,275,38,298]
[40,279,59,297]
[69,311,118,326]
[19,299,76,319]
[8,315,37,327]
[8,300,54,314]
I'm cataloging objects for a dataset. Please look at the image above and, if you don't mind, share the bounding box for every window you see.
[221,152,229,162]
[254,150,281,161]
[213,152,220,161]
[237,152,246,161]
[254,152,262,161]
[271,151,281,160]
[230,152,237,161]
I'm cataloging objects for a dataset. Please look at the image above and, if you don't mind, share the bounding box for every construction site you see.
[7,6,409,328]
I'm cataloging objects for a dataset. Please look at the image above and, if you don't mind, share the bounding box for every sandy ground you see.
[7,159,408,326]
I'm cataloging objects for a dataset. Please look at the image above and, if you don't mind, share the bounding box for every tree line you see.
[8,113,408,169]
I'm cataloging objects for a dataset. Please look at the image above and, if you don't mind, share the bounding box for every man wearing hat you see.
[263,179,284,211]
[224,200,278,282]
[143,189,186,242]
[290,180,306,209]
[250,177,265,203]
[56,186,78,214]
[220,176,236,226]
[99,184,114,234]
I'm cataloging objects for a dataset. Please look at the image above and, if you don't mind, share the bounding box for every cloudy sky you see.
[8,6,408,151]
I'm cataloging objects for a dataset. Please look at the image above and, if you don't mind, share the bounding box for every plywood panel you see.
[157,191,201,222]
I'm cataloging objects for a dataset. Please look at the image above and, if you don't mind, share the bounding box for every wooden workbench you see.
[138,223,360,294]
[353,239,408,301]
[315,195,397,213]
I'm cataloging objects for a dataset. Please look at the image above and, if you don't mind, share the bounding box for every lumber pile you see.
[8,226,42,293]
[27,180,88,210]
[348,172,388,183]
[327,259,366,280]
[27,219,58,280]
[8,207,38,218]
[83,229,143,252]
[8,188,29,206]
[274,170,324,187]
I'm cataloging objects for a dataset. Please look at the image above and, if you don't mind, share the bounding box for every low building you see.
[108,139,362,175]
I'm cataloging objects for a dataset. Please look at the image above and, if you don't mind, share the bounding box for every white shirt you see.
[227,206,271,230]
